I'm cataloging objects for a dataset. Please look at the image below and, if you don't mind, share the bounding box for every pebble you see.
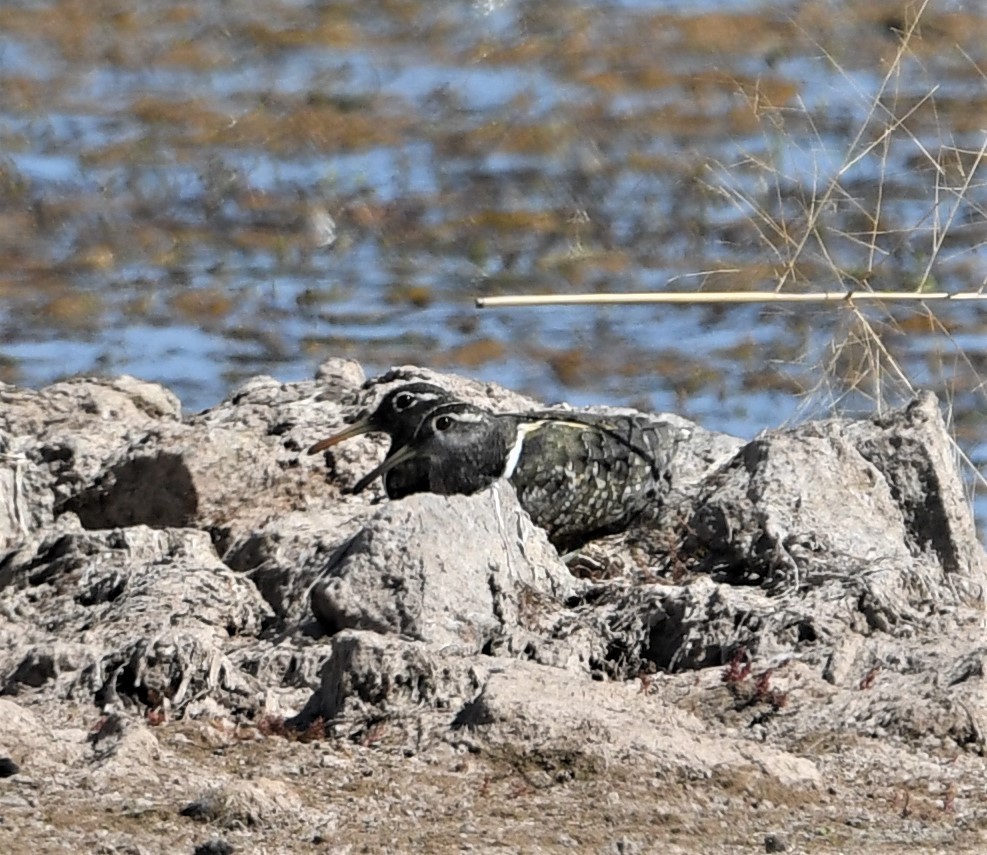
[764,832,788,852]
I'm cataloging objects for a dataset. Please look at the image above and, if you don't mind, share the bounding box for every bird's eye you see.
[434,415,453,431]
[393,392,414,411]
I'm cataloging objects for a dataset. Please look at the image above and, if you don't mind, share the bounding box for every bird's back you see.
[508,411,674,552]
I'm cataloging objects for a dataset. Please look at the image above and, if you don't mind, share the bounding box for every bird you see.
[348,400,675,552]
[307,382,458,498]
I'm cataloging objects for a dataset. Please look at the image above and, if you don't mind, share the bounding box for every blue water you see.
[1,0,986,529]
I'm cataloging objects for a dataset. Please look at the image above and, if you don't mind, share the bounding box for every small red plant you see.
[723,650,788,711]
[257,714,290,738]
[943,783,956,814]
[859,666,881,690]
[722,649,752,685]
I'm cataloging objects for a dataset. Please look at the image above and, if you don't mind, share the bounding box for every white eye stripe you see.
[392,391,443,411]
[426,410,489,436]
[431,412,485,426]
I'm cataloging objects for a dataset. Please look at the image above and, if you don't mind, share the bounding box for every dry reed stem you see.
[477,291,987,308]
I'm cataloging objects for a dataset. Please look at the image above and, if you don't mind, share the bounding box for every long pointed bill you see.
[307,416,375,455]
[349,443,421,495]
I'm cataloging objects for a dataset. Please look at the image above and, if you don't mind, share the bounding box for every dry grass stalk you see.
[476,291,987,308]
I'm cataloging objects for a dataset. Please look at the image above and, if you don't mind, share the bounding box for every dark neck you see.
[428,415,519,493]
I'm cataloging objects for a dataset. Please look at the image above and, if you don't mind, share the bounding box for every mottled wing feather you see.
[509,414,673,551]
[516,410,675,478]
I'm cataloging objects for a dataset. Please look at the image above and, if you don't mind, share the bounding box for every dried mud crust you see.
[2,365,987,853]
[1,704,986,854]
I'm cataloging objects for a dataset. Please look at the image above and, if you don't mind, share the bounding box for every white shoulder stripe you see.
[501,420,547,479]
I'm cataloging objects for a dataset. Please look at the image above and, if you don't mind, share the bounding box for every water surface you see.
[1,0,986,520]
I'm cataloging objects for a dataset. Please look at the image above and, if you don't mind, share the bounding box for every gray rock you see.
[62,422,295,541]
[2,366,987,853]
[452,657,820,785]
[311,482,573,653]
[307,629,486,723]
[0,698,65,773]
[0,376,181,550]
[689,392,985,610]
[845,392,986,587]
[225,509,365,629]
[0,526,272,713]
[0,445,51,552]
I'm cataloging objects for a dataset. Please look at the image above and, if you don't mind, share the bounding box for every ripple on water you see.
[1,0,986,529]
